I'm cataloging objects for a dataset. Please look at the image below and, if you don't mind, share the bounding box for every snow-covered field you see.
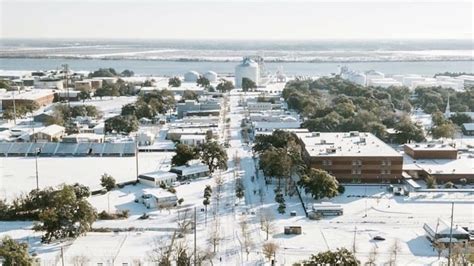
[1,91,473,266]
[0,152,174,200]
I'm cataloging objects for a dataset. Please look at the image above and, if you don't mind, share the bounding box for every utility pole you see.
[60,246,65,266]
[135,140,139,182]
[35,148,40,190]
[447,202,454,266]
[12,88,17,125]
[62,64,70,107]
[194,206,197,266]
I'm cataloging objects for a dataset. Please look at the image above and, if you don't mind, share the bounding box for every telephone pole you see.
[447,202,454,266]
[194,206,197,266]
[62,64,70,107]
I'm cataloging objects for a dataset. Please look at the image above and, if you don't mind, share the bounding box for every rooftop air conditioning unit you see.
[312,132,320,137]
[350,131,359,137]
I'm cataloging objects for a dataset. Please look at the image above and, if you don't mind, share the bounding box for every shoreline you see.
[1,56,473,64]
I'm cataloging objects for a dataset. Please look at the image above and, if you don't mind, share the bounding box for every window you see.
[381,161,386,166]
[381,170,386,174]
[387,169,391,174]
[352,169,361,175]
[352,160,362,166]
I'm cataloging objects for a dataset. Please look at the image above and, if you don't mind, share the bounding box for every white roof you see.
[139,170,178,181]
[297,132,401,157]
[463,123,474,131]
[180,134,206,141]
[402,153,474,175]
[39,124,65,136]
[405,143,457,152]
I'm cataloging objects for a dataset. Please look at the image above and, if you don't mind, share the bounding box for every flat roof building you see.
[138,171,178,187]
[297,131,403,183]
[404,143,458,160]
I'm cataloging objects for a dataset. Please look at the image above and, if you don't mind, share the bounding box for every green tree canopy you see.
[89,68,117,78]
[105,115,139,134]
[216,80,234,92]
[196,76,210,88]
[168,77,182,87]
[0,236,34,266]
[171,144,199,166]
[241,77,257,92]
[301,248,360,265]
[198,141,228,174]
[298,169,340,200]
[33,184,97,243]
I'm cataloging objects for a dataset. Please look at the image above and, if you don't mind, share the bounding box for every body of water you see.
[1,58,473,76]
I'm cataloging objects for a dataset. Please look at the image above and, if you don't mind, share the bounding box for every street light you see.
[35,148,41,190]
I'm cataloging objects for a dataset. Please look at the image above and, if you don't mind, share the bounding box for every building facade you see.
[297,132,403,183]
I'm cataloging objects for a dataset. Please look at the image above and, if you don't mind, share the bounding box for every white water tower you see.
[235,57,259,88]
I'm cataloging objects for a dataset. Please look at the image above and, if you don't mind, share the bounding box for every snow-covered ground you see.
[0,152,174,200]
[1,90,473,265]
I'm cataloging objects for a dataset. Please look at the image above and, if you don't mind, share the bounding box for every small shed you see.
[170,163,210,180]
[141,189,178,208]
[284,226,302,235]
[138,171,178,187]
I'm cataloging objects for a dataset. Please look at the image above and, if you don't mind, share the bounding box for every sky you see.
[0,0,472,40]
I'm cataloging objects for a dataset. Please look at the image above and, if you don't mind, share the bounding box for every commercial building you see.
[0,89,55,110]
[176,99,221,118]
[170,163,210,180]
[138,171,178,187]
[179,134,207,147]
[404,143,458,160]
[297,131,403,183]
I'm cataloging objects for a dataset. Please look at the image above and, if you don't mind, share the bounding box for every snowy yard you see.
[0,152,174,200]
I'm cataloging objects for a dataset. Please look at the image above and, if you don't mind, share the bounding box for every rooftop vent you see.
[312,132,320,137]
[350,131,359,137]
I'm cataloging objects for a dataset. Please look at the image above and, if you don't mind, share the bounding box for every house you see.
[33,112,54,123]
[179,134,206,147]
[137,131,156,146]
[423,218,470,243]
[140,189,178,208]
[138,171,178,187]
[31,124,65,142]
[62,133,104,143]
[462,123,474,136]
[170,163,210,180]
[297,131,403,183]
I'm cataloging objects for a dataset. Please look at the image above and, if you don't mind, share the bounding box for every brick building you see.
[297,131,403,183]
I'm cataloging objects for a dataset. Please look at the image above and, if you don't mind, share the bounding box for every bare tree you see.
[176,208,193,234]
[70,255,90,266]
[147,235,175,265]
[262,242,279,262]
[387,239,401,266]
[208,220,223,253]
[259,210,275,240]
[432,240,444,260]
[365,246,378,266]
[239,216,254,261]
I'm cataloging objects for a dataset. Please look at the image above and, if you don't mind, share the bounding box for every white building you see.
[179,134,207,147]
[138,171,179,187]
[170,163,210,180]
[367,78,402,88]
[34,78,63,90]
[136,131,156,146]
[235,57,259,88]
[141,189,178,208]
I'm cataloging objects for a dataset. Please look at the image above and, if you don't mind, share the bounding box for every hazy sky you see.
[1,0,472,39]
